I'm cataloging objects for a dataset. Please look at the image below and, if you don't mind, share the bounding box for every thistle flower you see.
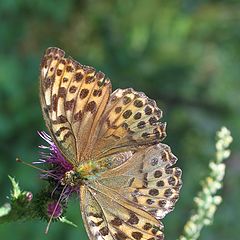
[35,131,79,206]
[47,201,63,219]
[37,131,73,174]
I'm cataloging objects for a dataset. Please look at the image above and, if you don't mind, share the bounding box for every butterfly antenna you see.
[45,184,67,234]
[16,157,57,179]
[51,182,61,198]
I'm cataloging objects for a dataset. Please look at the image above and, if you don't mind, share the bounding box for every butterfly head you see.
[60,170,81,187]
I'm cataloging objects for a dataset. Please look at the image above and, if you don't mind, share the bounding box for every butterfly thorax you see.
[61,160,106,187]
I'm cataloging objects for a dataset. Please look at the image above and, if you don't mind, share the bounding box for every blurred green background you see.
[0,0,240,239]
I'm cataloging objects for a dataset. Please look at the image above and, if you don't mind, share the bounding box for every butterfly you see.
[40,47,182,240]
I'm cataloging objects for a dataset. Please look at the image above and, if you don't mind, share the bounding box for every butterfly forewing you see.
[90,88,166,160]
[80,186,114,240]
[40,48,166,164]
[40,47,112,164]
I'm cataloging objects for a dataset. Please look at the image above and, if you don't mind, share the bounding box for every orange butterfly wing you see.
[40,48,166,165]
[40,47,111,164]
[80,144,182,240]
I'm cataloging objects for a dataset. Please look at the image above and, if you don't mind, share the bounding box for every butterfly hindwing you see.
[80,144,181,240]
[91,88,166,159]
[81,185,164,240]
[80,186,114,240]
[100,143,182,220]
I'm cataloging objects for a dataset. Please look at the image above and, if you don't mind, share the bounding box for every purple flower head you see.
[35,131,79,198]
[35,131,73,180]
[47,201,63,219]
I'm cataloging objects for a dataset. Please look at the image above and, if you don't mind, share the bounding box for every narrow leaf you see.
[59,216,78,228]
[8,176,21,199]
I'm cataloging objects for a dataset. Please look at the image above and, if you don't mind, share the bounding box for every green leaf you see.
[59,216,78,228]
[8,176,21,199]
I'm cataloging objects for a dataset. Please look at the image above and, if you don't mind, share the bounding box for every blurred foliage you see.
[179,127,232,240]
[0,0,239,239]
